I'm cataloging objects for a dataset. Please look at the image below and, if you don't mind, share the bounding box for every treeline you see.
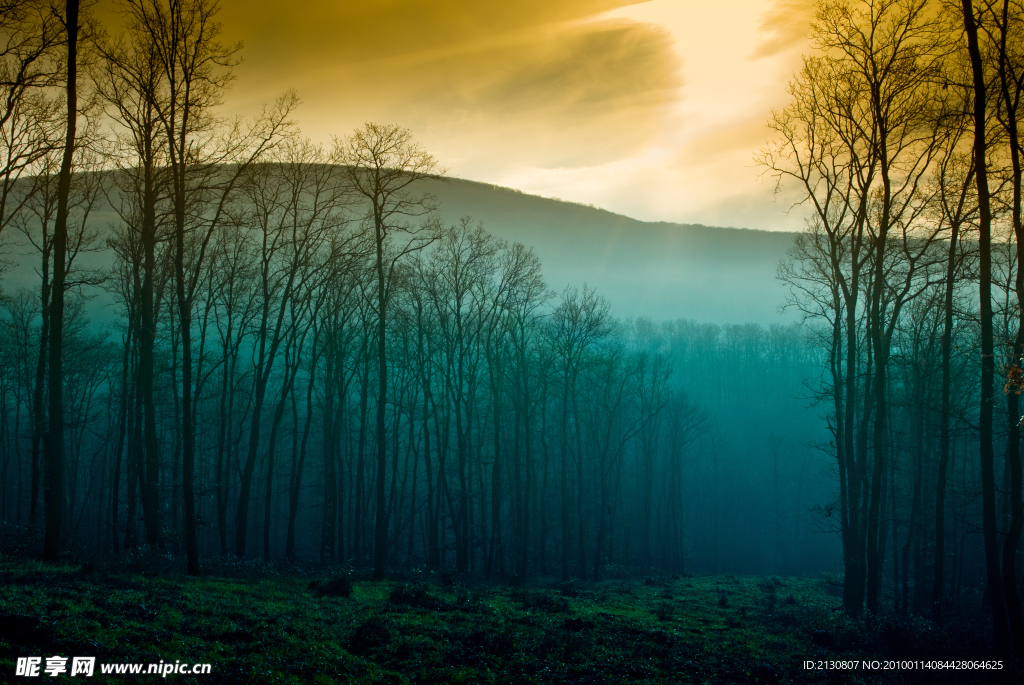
[760,0,1024,655]
[0,172,838,580]
[0,0,841,582]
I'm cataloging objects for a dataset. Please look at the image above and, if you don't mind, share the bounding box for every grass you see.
[0,560,1006,684]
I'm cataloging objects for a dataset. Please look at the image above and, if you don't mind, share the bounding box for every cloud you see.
[223,0,649,66]
[683,116,775,160]
[751,0,816,59]
[192,1,679,168]
[210,1,669,99]
[411,19,680,166]
[95,0,809,231]
[476,21,675,113]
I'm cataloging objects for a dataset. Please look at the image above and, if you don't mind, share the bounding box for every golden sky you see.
[140,0,818,231]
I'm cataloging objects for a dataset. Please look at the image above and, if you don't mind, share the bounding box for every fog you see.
[0,168,839,580]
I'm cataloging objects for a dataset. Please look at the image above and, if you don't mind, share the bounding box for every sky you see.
[188,0,817,232]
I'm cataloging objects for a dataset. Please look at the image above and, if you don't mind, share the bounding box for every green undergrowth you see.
[0,561,1005,684]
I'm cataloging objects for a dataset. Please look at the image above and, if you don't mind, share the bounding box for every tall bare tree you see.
[764,0,953,613]
[121,0,295,573]
[336,123,442,579]
[961,0,1008,656]
[233,139,349,558]
[43,0,81,563]
[549,285,611,580]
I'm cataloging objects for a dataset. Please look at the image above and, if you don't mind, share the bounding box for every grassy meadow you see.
[0,558,1004,684]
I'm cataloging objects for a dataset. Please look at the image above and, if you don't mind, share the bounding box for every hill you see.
[0,173,799,327]
[427,177,797,325]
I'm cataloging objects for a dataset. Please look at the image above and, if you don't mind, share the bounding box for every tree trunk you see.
[963,0,1009,656]
[374,215,389,579]
[43,0,79,563]
[997,0,1024,648]
[138,148,161,549]
[933,219,959,618]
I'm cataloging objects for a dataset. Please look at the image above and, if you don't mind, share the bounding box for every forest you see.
[1,0,1023,681]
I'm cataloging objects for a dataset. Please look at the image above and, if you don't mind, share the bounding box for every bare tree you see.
[232,139,349,559]
[422,218,501,573]
[983,0,1024,651]
[763,0,953,613]
[335,123,443,579]
[0,0,62,243]
[120,0,296,573]
[961,0,1008,656]
[549,285,612,580]
[96,9,172,550]
[42,0,84,563]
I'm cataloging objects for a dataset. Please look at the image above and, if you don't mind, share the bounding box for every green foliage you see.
[654,600,675,622]
[822,571,844,598]
[388,582,454,612]
[0,562,997,684]
[311,575,353,598]
[509,588,570,614]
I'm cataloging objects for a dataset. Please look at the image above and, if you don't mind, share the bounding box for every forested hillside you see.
[0,175,799,327]
[426,177,799,325]
[0,161,839,579]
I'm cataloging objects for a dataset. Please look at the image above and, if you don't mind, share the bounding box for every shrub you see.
[822,571,844,598]
[347,615,392,656]
[311,575,352,598]
[389,582,453,611]
[511,589,570,614]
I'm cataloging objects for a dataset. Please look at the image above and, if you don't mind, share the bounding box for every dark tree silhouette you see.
[336,123,443,579]
[43,0,81,563]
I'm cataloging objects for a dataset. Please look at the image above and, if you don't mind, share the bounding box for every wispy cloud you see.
[189,0,682,170]
[752,0,815,58]
[97,0,812,232]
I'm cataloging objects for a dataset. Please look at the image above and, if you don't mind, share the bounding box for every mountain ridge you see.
[0,172,799,327]
[426,176,797,325]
